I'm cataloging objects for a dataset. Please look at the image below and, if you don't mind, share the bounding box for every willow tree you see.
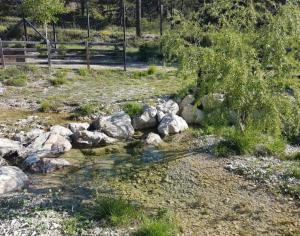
[22,0,66,39]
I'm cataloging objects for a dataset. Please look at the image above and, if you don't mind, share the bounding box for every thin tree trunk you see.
[136,0,142,37]
[44,22,48,39]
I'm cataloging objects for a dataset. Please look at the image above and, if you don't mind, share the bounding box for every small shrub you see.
[287,166,300,179]
[134,210,178,236]
[63,214,90,236]
[213,129,286,157]
[5,75,27,87]
[147,65,158,75]
[78,68,90,77]
[39,100,56,112]
[134,220,177,236]
[123,102,143,117]
[50,71,68,86]
[72,103,102,118]
[93,197,139,226]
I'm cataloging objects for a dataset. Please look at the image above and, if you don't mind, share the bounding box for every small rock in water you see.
[145,132,163,146]
[91,112,134,139]
[158,114,188,136]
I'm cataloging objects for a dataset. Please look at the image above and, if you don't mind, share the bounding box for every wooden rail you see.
[0,39,127,70]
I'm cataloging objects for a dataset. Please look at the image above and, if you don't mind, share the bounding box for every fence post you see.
[0,39,5,69]
[123,2,127,71]
[46,39,52,68]
[86,41,90,70]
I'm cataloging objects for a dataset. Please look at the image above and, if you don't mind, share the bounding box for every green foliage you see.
[78,68,90,77]
[62,214,90,236]
[163,2,300,150]
[287,165,300,179]
[134,210,178,236]
[5,76,27,87]
[39,100,56,112]
[72,103,103,118]
[123,102,143,117]
[147,65,158,75]
[213,129,286,157]
[93,197,139,226]
[50,70,67,86]
[22,0,66,24]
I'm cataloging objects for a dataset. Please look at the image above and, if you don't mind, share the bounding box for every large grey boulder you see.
[0,138,23,158]
[180,95,195,108]
[68,123,89,133]
[201,93,225,110]
[180,95,204,125]
[0,166,29,194]
[157,99,179,115]
[25,132,72,158]
[13,129,45,145]
[158,114,188,136]
[24,155,71,173]
[50,125,73,138]
[72,130,117,147]
[91,112,134,139]
[145,132,163,146]
[181,106,204,124]
[132,106,158,130]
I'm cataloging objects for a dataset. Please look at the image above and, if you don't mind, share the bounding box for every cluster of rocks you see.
[0,96,205,194]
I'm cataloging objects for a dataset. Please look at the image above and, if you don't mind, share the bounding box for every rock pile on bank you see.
[0,96,205,194]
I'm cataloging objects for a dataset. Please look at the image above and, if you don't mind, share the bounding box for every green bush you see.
[123,102,143,117]
[72,103,102,118]
[287,165,300,179]
[78,68,90,77]
[50,70,68,86]
[5,75,27,87]
[163,2,300,152]
[147,65,158,75]
[39,100,56,112]
[93,197,139,226]
[134,220,177,236]
[134,210,178,236]
[62,214,90,236]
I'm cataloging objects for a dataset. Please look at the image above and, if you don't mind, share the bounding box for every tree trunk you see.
[44,22,48,39]
[80,0,85,16]
[136,0,142,37]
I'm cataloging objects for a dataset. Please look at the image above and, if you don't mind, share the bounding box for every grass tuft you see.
[93,197,139,226]
[123,102,143,117]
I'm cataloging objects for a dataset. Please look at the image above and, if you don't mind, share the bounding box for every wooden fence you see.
[0,39,127,70]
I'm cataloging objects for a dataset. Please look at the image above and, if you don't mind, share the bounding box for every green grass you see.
[210,127,286,157]
[50,71,68,86]
[93,197,140,226]
[62,214,90,236]
[123,102,143,117]
[71,103,103,118]
[147,65,158,75]
[78,68,90,77]
[39,100,56,112]
[134,219,178,236]
[5,75,27,87]
[134,210,179,236]
[287,166,300,179]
